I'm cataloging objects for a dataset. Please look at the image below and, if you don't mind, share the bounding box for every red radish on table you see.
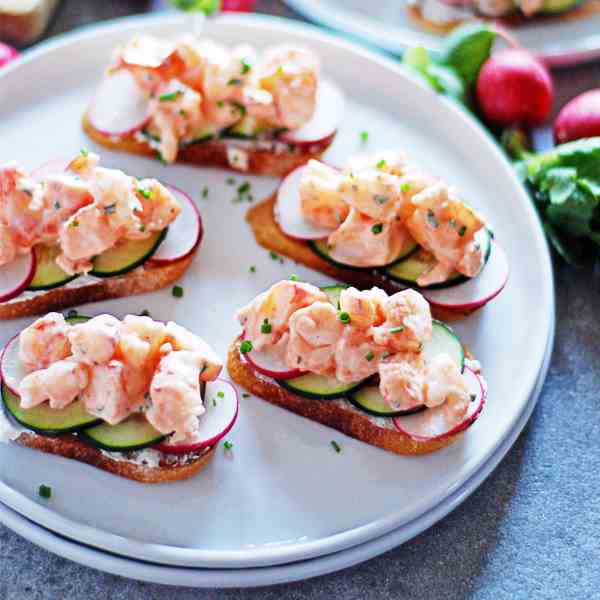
[476,49,554,127]
[554,89,600,144]
[0,42,18,68]
[221,0,256,10]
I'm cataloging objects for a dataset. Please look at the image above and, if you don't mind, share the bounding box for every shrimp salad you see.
[297,151,489,287]
[14,312,222,445]
[237,280,482,434]
[101,34,322,164]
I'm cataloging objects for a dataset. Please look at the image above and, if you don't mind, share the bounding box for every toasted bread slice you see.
[82,114,335,178]
[228,336,472,456]
[246,194,473,321]
[13,430,214,484]
[0,253,194,321]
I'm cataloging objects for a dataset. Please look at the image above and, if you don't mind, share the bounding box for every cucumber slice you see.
[320,284,348,309]
[79,414,167,452]
[348,321,464,418]
[349,386,426,417]
[423,320,465,372]
[383,229,492,289]
[309,237,419,272]
[278,373,365,400]
[90,229,166,278]
[1,382,100,435]
[28,244,78,291]
[222,116,263,140]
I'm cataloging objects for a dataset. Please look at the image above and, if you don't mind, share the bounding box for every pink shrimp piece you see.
[68,314,120,366]
[18,312,71,371]
[379,353,426,411]
[335,328,381,383]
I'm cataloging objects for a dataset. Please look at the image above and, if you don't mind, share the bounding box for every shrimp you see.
[147,350,206,442]
[236,280,327,351]
[131,178,181,236]
[299,160,348,229]
[19,312,71,370]
[286,302,342,376]
[258,45,319,129]
[338,287,387,329]
[68,314,120,366]
[379,353,426,411]
[406,183,486,286]
[327,209,412,268]
[19,360,89,410]
[0,224,18,266]
[370,289,432,353]
[335,328,381,383]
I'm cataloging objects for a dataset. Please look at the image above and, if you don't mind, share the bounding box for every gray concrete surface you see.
[1,1,600,598]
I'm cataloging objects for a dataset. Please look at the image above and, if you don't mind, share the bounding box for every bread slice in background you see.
[0,0,60,45]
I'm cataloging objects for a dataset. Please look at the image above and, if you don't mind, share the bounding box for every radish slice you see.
[88,70,151,136]
[422,242,509,311]
[0,251,35,304]
[274,166,335,240]
[155,379,239,454]
[148,185,203,265]
[0,333,26,396]
[244,344,304,380]
[281,79,345,145]
[31,158,70,181]
[393,367,486,442]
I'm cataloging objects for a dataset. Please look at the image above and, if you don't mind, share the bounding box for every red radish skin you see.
[243,349,304,380]
[554,89,600,144]
[0,43,18,68]
[221,0,256,10]
[0,251,36,304]
[476,49,554,127]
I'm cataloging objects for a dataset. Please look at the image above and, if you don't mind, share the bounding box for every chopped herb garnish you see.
[449,218,457,228]
[240,340,253,354]
[249,265,256,273]
[289,274,298,281]
[212,398,217,407]
[172,285,184,298]
[359,131,369,143]
[374,195,388,205]
[400,182,412,192]
[261,318,272,334]
[227,78,242,86]
[242,393,250,398]
[54,201,61,210]
[137,187,152,199]
[104,203,116,215]
[38,484,52,499]
[376,159,386,169]
[365,350,374,362]
[139,224,146,232]
[237,181,251,195]
[139,309,151,317]
[381,351,391,359]
[80,147,88,157]
[231,101,246,116]
[470,394,477,402]
[179,108,188,117]
[371,223,383,235]
[159,91,182,102]
[459,225,467,237]
[202,186,209,198]
[338,311,351,325]
[331,440,341,453]
[390,326,405,334]
[269,251,280,261]
[224,440,234,451]
[226,177,236,185]
[217,100,225,108]
[66,309,78,318]
[217,391,225,398]
[71,219,79,228]
[241,58,251,74]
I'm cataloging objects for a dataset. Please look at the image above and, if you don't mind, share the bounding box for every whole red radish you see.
[476,49,554,127]
[221,0,256,10]
[0,42,19,68]
[554,89,600,144]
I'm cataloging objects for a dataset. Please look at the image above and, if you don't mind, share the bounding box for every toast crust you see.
[0,254,194,321]
[228,336,463,456]
[246,194,474,322]
[82,114,335,178]
[14,431,215,484]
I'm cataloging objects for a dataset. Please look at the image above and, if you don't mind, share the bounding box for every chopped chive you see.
[240,340,253,354]
[80,147,88,157]
[242,393,250,398]
[237,181,251,195]
[400,182,412,192]
[104,203,116,215]
[241,58,251,74]
[470,394,477,402]
[139,309,151,317]
[371,223,383,235]
[54,201,61,210]
[217,100,225,108]
[338,311,350,325]
[202,186,209,198]
[289,274,298,281]
[374,195,388,205]
[261,318,272,334]
[38,484,52,499]
[137,187,152,199]
[376,159,386,169]
[459,225,467,237]
[224,440,234,451]
[159,91,181,102]
[66,309,78,318]
[226,177,235,185]
[217,391,225,398]
[381,351,391,359]
[249,265,256,273]
[269,251,279,261]
[212,398,217,407]
[231,101,246,116]
[330,440,341,453]
[172,285,184,298]
[139,224,146,232]
[359,131,369,143]
[390,326,404,334]
[365,350,374,362]
[227,78,242,86]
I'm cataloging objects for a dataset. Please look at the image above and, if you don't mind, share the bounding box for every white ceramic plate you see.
[0,324,553,587]
[285,0,600,65]
[0,13,553,569]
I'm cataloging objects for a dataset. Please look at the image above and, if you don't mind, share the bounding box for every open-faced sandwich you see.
[83,34,344,176]
[407,0,594,33]
[0,312,238,483]
[247,150,508,319]
[0,151,202,320]
[228,280,486,456]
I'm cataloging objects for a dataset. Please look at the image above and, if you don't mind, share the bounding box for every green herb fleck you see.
[80,147,88,157]
[241,58,251,74]
[227,78,242,86]
[249,265,256,273]
[376,159,386,169]
[400,182,412,192]
[217,391,225,398]
[138,187,152,199]
[330,440,341,453]
[217,100,225,108]
[66,309,78,319]
[459,225,467,237]
[338,311,350,325]
[104,203,116,215]
[382,351,391,360]
[359,131,369,143]
[139,309,151,317]
[159,90,182,102]
[172,285,184,298]
[374,195,388,205]
[242,393,250,398]
[365,350,374,362]
[54,201,61,210]
[224,440,234,451]
[289,274,298,281]
[38,484,52,499]
[212,398,217,407]
[231,101,246,116]
[139,224,146,232]
[470,393,477,402]
[238,181,251,195]
[70,219,79,228]
[240,340,253,354]
[390,326,405,334]
[202,186,209,198]
[226,177,236,185]
[371,223,383,235]
[261,318,272,334]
